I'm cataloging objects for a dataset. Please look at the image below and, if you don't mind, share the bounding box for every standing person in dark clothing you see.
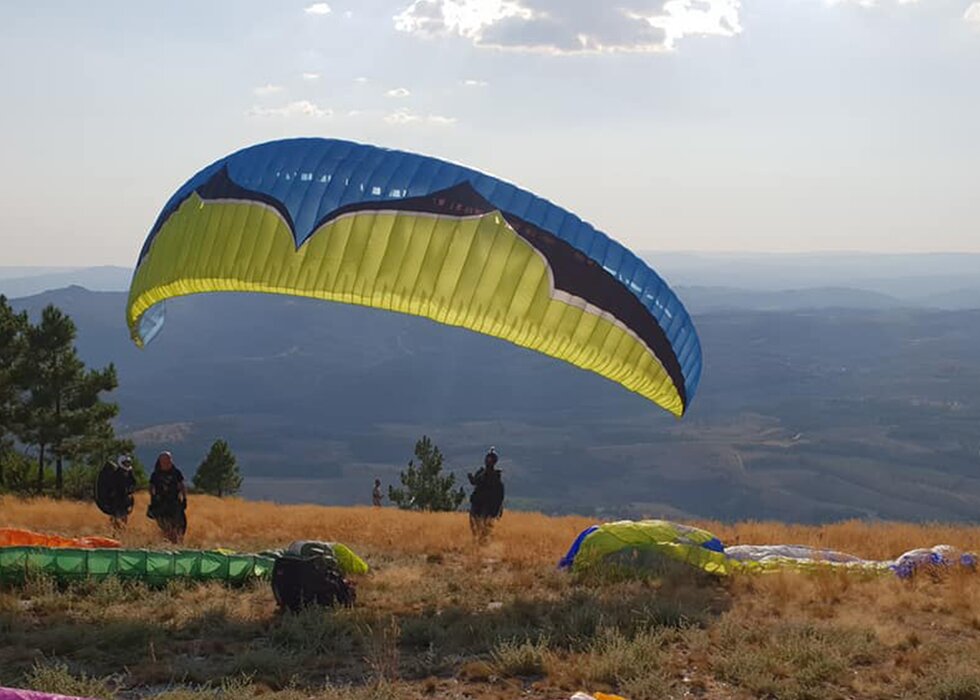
[468,447,504,543]
[95,455,137,532]
[372,478,383,507]
[148,451,187,544]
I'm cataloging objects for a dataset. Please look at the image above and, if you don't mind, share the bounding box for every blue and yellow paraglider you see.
[127,138,701,416]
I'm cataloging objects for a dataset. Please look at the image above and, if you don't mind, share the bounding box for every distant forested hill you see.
[10,286,980,523]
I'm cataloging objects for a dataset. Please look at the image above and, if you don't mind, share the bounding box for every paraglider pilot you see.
[148,451,187,544]
[468,447,504,542]
[95,454,137,532]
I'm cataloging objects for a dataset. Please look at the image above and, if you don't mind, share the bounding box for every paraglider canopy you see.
[127,138,702,416]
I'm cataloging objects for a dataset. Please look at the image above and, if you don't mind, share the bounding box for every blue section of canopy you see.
[703,537,725,553]
[139,138,702,401]
[558,525,600,569]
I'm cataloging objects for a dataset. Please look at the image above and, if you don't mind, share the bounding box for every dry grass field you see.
[2,494,980,700]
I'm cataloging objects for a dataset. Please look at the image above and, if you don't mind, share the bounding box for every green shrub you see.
[491,636,550,677]
[24,660,117,700]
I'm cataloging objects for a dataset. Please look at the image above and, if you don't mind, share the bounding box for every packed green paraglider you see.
[0,526,367,597]
[0,543,274,587]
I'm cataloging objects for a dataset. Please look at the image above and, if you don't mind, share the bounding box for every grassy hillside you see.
[2,496,980,699]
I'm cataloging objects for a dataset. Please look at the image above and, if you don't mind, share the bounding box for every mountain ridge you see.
[9,286,980,523]
[4,253,980,310]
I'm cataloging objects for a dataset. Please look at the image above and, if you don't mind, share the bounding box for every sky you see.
[0,0,978,267]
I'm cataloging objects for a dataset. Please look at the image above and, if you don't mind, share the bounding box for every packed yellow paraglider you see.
[558,519,978,580]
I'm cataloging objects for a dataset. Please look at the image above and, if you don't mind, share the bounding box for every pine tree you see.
[388,435,465,512]
[15,305,120,493]
[62,410,133,470]
[0,296,28,486]
[192,439,242,497]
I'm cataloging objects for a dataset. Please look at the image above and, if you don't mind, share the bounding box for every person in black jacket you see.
[468,447,504,543]
[95,455,137,532]
[147,451,187,544]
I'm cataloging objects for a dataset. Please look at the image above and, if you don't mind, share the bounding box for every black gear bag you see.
[271,552,356,612]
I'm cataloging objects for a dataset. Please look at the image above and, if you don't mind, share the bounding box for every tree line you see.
[1,292,459,505]
[0,296,242,499]
[0,295,132,497]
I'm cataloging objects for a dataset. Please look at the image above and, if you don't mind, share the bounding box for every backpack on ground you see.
[271,549,356,612]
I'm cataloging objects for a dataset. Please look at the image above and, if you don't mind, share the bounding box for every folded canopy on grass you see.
[559,520,978,579]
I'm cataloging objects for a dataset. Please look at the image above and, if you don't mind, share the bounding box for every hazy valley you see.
[7,254,980,523]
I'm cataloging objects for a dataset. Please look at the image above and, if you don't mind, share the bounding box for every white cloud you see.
[386,87,412,97]
[426,114,458,125]
[248,100,332,118]
[354,76,370,83]
[384,108,457,125]
[637,0,742,51]
[304,3,331,15]
[345,9,354,18]
[253,83,284,97]
[965,1,980,24]
[462,78,489,86]
[392,0,743,54]
[394,0,534,39]
[302,72,321,81]
[385,109,420,125]
[824,0,924,6]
